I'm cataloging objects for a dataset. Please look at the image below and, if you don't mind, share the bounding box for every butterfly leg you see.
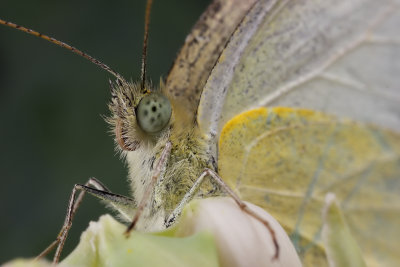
[36,177,135,264]
[166,168,279,259]
[125,141,172,234]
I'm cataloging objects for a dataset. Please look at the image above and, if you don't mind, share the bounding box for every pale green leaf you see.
[59,215,219,267]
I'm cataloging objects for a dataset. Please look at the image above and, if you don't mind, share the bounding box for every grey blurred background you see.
[0,0,209,262]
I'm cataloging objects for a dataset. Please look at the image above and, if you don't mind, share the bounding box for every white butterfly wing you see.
[198,0,400,145]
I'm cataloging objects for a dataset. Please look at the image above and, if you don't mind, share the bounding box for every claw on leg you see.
[36,178,134,264]
[166,168,280,260]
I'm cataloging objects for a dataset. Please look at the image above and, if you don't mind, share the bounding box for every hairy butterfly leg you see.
[36,177,135,263]
[165,168,280,260]
[125,142,172,234]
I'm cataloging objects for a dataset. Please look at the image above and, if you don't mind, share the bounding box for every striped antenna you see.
[140,0,153,92]
[0,18,126,83]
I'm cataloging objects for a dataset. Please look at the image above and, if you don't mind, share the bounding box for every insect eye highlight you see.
[136,93,172,133]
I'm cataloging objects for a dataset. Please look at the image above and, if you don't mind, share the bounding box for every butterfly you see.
[1,0,400,266]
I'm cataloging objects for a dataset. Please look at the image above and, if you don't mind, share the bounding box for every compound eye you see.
[136,93,172,133]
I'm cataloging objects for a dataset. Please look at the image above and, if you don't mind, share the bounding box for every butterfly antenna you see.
[0,18,126,84]
[140,0,153,93]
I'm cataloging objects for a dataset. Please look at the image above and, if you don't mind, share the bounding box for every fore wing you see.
[197,0,400,152]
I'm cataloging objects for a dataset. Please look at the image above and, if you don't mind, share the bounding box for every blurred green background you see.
[0,0,209,262]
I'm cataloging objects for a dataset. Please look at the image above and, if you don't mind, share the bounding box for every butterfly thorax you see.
[108,80,221,231]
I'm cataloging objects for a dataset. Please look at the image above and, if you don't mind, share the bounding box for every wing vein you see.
[257,4,399,106]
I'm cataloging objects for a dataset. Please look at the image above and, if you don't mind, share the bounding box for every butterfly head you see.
[108,80,172,152]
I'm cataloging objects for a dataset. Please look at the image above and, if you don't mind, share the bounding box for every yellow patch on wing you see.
[218,107,400,267]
